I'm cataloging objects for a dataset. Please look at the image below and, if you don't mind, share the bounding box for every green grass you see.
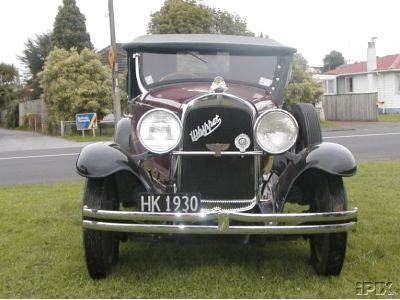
[1,161,400,298]
[63,134,114,142]
[320,120,341,129]
[378,114,400,122]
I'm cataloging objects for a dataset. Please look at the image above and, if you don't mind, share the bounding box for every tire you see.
[309,174,348,276]
[290,103,322,152]
[83,177,120,279]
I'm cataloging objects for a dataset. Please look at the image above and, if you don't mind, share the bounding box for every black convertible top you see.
[123,34,296,55]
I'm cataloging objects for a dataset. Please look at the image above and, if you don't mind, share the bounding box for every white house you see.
[316,40,400,113]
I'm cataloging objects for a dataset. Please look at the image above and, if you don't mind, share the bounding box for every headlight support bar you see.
[172,150,264,156]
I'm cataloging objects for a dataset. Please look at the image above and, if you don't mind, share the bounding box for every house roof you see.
[324,54,400,75]
[123,34,297,55]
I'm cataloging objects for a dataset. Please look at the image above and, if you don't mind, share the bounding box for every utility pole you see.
[108,0,121,126]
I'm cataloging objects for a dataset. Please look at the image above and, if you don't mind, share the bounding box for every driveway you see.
[0,127,88,152]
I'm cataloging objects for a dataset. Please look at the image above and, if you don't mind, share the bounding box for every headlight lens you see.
[254,109,298,154]
[137,109,182,153]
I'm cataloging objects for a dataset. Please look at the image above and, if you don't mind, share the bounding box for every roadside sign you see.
[76,113,97,131]
[108,47,115,69]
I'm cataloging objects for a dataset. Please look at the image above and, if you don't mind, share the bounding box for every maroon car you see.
[77,34,358,279]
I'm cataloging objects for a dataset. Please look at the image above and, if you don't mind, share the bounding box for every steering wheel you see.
[159,72,199,82]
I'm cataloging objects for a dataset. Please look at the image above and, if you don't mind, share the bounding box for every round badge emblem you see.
[234,133,251,152]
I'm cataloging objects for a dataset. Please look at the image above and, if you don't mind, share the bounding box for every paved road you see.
[0,128,90,186]
[323,121,400,161]
[1,122,400,186]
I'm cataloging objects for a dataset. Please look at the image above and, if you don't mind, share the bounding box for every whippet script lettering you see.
[189,115,222,142]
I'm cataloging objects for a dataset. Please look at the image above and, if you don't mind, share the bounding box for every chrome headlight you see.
[137,108,182,154]
[254,109,298,154]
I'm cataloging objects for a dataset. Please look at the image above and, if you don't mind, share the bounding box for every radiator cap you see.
[210,76,227,93]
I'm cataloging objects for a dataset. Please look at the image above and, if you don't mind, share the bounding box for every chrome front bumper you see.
[82,206,358,235]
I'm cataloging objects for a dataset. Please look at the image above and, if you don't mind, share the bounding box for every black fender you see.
[114,117,133,153]
[275,142,356,211]
[76,142,155,192]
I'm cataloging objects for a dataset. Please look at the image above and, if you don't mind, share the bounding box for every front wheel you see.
[290,103,322,152]
[82,177,120,279]
[309,174,348,276]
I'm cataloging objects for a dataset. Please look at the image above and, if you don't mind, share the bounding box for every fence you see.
[322,92,378,121]
[0,109,7,125]
[19,99,47,130]
[60,120,115,136]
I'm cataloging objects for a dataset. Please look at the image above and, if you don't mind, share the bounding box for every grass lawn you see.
[1,161,399,298]
[378,114,400,123]
[63,134,114,142]
[320,120,341,129]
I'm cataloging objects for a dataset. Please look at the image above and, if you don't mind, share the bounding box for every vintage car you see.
[76,34,358,279]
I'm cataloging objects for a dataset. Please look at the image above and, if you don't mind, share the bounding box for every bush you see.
[284,54,324,106]
[5,100,19,128]
[39,48,113,133]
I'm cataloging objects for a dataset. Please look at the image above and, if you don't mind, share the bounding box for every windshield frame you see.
[138,51,285,89]
[134,51,293,104]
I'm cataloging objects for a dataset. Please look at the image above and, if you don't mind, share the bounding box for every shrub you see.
[39,48,112,133]
[5,100,19,128]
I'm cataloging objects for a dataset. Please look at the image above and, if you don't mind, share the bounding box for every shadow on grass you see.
[113,237,310,278]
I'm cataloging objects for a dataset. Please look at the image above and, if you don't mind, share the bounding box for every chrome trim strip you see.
[173,150,263,156]
[134,53,148,99]
[82,220,357,235]
[83,206,358,223]
[228,210,358,223]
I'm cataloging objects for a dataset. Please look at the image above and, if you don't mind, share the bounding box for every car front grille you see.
[179,96,256,210]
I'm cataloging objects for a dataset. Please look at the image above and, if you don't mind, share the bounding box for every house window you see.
[325,79,335,94]
[397,74,400,94]
[345,77,354,93]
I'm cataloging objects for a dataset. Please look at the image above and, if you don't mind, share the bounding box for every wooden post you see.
[108,0,121,126]
[92,128,96,137]
[60,121,65,136]
[82,130,85,137]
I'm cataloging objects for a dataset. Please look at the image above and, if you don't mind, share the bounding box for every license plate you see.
[140,193,201,213]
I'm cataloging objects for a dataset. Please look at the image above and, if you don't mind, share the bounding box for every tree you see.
[148,0,254,36]
[293,53,308,71]
[323,50,345,72]
[284,54,324,105]
[212,9,254,36]
[19,33,53,98]
[0,63,18,109]
[39,48,112,132]
[52,0,93,51]
[20,33,53,79]
[0,63,18,85]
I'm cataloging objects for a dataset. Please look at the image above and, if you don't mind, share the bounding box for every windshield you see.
[140,51,280,89]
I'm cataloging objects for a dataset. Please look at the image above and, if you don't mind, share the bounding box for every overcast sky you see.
[1,0,399,72]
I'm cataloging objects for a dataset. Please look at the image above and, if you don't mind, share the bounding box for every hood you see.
[142,82,276,114]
